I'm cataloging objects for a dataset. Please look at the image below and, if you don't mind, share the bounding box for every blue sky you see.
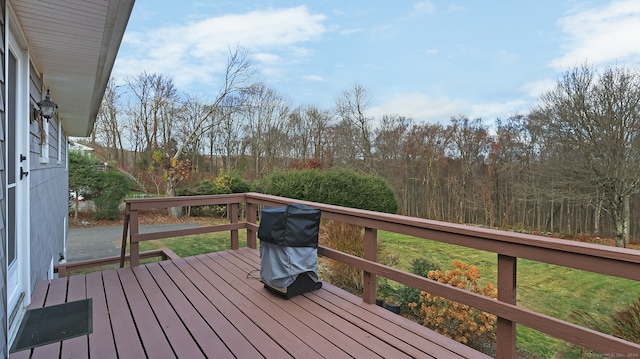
[112,0,640,124]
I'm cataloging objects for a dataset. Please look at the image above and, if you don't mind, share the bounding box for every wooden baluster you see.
[363,227,378,304]
[246,202,257,249]
[230,203,239,250]
[497,254,517,359]
[130,209,139,267]
[119,203,130,268]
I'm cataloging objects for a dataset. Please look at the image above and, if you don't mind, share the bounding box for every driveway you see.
[66,223,202,262]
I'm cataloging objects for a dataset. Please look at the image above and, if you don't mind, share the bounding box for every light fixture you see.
[37,89,58,119]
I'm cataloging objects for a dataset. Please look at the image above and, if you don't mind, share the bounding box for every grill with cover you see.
[258,203,322,299]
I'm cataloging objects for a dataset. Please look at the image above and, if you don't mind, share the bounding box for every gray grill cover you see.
[258,204,321,288]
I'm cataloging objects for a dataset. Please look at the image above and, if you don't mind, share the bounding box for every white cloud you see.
[369,92,530,124]
[303,75,324,82]
[551,0,640,70]
[340,28,365,35]
[369,93,468,123]
[114,6,326,90]
[411,1,436,16]
[469,100,529,120]
[520,79,557,98]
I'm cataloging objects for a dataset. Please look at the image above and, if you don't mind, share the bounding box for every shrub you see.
[93,170,131,220]
[397,258,441,316]
[410,258,440,277]
[612,297,640,343]
[178,172,250,216]
[319,221,398,295]
[413,260,497,352]
[563,296,640,356]
[265,168,397,213]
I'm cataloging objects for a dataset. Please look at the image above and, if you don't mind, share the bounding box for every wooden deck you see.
[10,248,488,358]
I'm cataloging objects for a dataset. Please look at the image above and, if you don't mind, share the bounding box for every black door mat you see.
[11,298,93,353]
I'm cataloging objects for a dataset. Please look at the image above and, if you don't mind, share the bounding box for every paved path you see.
[67,223,202,261]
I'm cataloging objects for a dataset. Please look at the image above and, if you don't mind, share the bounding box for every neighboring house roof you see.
[69,142,94,153]
[11,0,135,137]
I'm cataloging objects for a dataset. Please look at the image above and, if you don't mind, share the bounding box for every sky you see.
[112,0,640,125]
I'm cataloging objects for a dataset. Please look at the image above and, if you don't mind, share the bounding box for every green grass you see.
[378,231,640,357]
[137,229,248,257]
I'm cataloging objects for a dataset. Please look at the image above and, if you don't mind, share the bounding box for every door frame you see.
[6,12,31,341]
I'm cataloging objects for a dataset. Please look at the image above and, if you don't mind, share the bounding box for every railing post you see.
[497,254,517,359]
[246,202,257,249]
[130,209,140,267]
[363,227,377,304]
[120,203,131,268]
[230,203,239,250]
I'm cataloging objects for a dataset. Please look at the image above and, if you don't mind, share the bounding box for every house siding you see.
[0,0,7,356]
[28,82,67,284]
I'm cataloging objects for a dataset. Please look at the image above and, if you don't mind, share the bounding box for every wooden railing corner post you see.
[363,227,378,304]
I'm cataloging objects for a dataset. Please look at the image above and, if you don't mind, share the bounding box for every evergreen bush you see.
[177,172,250,216]
[93,170,131,220]
[265,168,397,213]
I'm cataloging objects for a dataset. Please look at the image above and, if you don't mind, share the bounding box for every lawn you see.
[113,222,638,358]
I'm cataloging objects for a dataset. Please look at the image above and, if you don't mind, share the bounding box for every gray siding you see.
[28,82,68,284]
[0,0,7,356]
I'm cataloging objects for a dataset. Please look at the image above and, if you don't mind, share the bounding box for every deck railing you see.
[114,192,640,358]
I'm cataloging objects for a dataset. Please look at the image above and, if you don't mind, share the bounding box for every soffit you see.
[11,0,134,137]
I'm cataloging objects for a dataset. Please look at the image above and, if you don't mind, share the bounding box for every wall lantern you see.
[37,89,58,119]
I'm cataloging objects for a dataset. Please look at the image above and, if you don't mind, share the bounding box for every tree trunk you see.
[74,198,79,220]
[611,194,630,248]
[166,174,183,218]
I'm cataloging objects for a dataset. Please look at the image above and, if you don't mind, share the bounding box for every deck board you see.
[10,248,489,358]
[85,271,117,358]
[181,256,293,358]
[234,247,471,359]
[117,267,177,359]
[132,263,209,358]
[144,262,231,358]
[159,259,265,359]
[214,250,398,358]
[101,269,146,358]
[193,253,322,358]
[200,252,349,358]
[60,275,89,358]
[31,277,67,359]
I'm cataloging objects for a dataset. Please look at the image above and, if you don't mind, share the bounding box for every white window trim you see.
[57,120,62,164]
[39,117,49,163]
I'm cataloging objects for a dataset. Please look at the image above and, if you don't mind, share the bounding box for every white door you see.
[6,32,30,333]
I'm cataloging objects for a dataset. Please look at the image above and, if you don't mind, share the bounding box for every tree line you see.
[88,47,640,247]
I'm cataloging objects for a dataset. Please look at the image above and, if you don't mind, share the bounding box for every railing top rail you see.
[125,193,246,210]
[243,193,640,281]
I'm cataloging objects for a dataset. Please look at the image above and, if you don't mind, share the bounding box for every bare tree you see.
[167,46,255,216]
[126,72,179,167]
[241,83,290,178]
[532,64,640,247]
[373,114,411,200]
[447,116,491,223]
[212,96,244,174]
[336,83,373,171]
[94,79,126,166]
